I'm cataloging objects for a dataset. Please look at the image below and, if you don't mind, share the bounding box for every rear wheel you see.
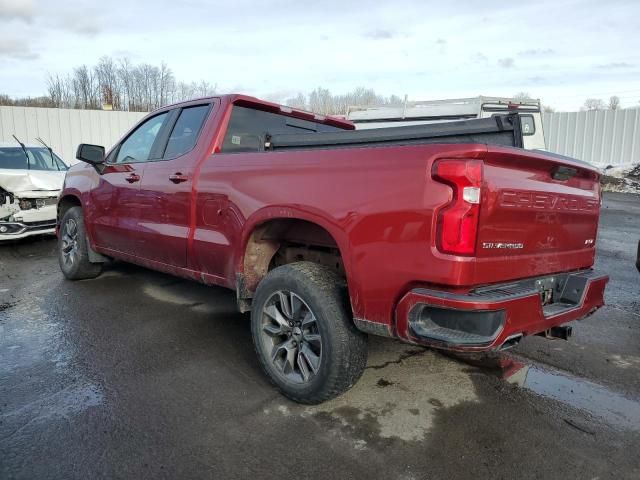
[58,206,102,280]
[251,262,367,404]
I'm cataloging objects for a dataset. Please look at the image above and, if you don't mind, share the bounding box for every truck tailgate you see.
[477,146,600,262]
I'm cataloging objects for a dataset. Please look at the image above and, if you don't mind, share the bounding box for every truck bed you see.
[268,114,523,151]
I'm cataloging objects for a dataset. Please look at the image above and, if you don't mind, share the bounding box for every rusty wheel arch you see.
[236,218,347,312]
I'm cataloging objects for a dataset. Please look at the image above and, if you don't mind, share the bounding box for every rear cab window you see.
[221,105,346,153]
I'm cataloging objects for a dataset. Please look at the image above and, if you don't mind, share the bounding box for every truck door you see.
[90,112,169,254]
[136,103,213,267]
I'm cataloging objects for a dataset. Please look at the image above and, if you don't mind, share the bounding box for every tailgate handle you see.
[552,166,577,181]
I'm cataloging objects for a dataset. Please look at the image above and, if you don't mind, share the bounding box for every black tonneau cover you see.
[268,114,523,151]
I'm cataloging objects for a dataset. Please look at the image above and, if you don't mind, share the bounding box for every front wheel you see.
[251,262,367,404]
[58,206,103,280]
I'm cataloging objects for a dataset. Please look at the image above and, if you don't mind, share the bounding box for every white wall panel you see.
[0,106,146,165]
[543,109,640,166]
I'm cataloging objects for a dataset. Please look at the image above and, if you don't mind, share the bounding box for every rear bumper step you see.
[395,269,608,352]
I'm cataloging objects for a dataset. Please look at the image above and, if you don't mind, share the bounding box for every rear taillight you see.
[432,159,483,256]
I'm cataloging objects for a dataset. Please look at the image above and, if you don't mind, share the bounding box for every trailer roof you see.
[347,96,541,122]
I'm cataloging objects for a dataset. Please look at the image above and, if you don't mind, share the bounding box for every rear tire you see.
[58,206,102,280]
[251,262,367,404]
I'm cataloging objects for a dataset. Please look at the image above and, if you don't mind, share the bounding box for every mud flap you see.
[86,236,108,263]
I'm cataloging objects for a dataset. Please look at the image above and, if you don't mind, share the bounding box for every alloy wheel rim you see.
[260,290,322,384]
[61,218,79,267]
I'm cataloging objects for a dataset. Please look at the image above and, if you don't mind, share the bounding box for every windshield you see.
[0,147,68,171]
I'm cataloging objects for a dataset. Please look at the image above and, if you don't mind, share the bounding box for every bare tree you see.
[176,81,196,103]
[608,95,621,110]
[297,87,404,115]
[0,94,56,107]
[583,98,606,111]
[47,74,73,108]
[308,87,334,115]
[118,58,134,110]
[72,65,99,109]
[285,92,308,110]
[158,62,175,106]
[28,56,412,114]
[387,95,404,106]
[94,56,120,109]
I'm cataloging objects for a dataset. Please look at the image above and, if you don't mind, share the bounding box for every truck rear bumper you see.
[395,269,608,352]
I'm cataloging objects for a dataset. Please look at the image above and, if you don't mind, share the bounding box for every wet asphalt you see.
[1,192,639,480]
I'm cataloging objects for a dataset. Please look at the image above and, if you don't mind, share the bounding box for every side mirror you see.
[76,143,105,165]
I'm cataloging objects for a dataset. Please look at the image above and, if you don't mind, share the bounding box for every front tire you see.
[58,206,102,280]
[251,262,367,404]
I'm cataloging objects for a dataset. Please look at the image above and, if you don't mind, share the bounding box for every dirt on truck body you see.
[57,94,608,403]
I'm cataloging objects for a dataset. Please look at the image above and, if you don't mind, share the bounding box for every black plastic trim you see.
[269,114,524,151]
[408,304,505,346]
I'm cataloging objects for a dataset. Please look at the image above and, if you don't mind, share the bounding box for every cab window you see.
[163,105,210,159]
[114,113,168,164]
[221,105,343,153]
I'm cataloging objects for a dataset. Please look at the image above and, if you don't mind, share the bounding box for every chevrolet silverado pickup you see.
[57,94,608,404]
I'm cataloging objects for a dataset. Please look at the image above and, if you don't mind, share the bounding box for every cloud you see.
[528,76,546,84]
[498,57,515,68]
[263,89,299,103]
[517,48,555,57]
[435,38,447,45]
[595,62,633,69]
[0,37,39,60]
[363,28,395,40]
[54,12,102,36]
[0,0,34,22]
[471,52,489,64]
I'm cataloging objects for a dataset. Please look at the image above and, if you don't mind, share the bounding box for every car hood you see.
[0,169,65,198]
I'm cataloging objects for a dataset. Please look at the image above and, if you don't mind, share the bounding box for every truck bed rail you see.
[268,114,523,151]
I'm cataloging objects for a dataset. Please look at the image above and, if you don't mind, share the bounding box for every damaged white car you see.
[0,142,68,240]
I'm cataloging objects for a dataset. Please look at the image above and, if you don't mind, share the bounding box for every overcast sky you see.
[1,0,639,111]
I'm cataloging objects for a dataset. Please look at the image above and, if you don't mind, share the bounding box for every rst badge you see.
[482,242,524,250]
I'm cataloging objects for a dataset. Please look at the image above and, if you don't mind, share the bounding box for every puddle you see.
[500,357,640,431]
[1,293,105,424]
[299,341,479,442]
[143,282,237,315]
[2,383,104,420]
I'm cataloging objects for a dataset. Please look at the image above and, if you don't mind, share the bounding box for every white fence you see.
[543,109,640,167]
[0,106,147,165]
[1,105,639,168]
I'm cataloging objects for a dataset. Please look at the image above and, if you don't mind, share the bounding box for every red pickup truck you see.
[58,94,608,403]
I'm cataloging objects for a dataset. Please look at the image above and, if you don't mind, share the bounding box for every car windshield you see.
[0,147,68,171]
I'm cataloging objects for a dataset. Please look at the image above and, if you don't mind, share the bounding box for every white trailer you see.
[346,96,546,150]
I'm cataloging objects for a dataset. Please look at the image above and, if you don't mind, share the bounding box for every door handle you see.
[125,173,141,183]
[169,173,188,184]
